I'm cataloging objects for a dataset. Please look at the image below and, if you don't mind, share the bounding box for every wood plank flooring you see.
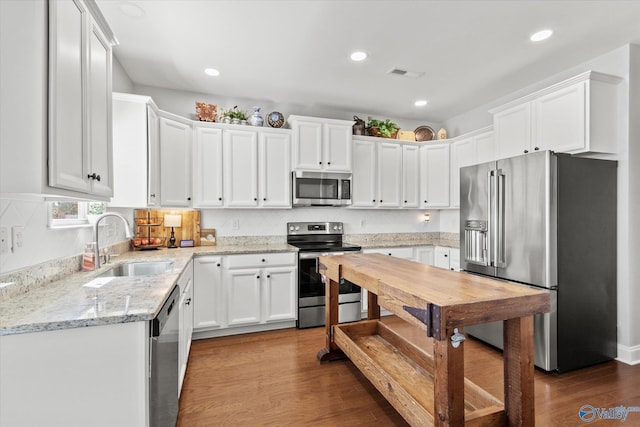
[177,317,640,426]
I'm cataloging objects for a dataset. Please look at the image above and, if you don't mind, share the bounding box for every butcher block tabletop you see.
[318,253,551,337]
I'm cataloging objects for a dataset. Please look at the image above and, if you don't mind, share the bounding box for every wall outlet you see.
[11,226,24,252]
[0,227,9,255]
[232,219,240,230]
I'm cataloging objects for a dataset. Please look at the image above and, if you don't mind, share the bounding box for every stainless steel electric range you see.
[286,222,362,328]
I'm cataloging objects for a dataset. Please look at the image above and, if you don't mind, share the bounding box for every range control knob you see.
[295,226,300,231]
[289,225,294,232]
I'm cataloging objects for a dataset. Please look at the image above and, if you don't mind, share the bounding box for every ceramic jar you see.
[250,107,264,127]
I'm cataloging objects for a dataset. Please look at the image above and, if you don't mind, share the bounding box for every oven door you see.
[298,251,361,306]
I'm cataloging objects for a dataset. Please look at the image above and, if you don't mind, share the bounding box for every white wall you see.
[203,208,439,237]
[112,56,134,93]
[131,84,434,136]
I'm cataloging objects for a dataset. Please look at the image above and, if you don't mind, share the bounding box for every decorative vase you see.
[250,107,264,127]
[231,117,240,125]
[222,116,231,124]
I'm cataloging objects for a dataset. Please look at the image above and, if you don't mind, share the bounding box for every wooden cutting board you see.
[133,209,201,247]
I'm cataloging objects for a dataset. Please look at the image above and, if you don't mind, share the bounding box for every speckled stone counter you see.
[345,232,459,249]
[0,243,297,336]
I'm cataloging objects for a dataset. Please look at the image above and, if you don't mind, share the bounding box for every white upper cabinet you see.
[223,129,259,207]
[420,143,450,208]
[159,114,192,207]
[351,138,377,207]
[48,0,114,199]
[259,131,292,208]
[402,144,420,208]
[110,93,160,208]
[493,103,532,159]
[449,127,494,207]
[193,125,224,207]
[491,71,621,158]
[377,142,403,208]
[289,115,353,172]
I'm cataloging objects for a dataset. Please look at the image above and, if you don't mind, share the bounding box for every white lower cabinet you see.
[0,322,149,427]
[178,261,194,394]
[434,246,460,271]
[414,246,435,265]
[193,252,297,338]
[193,256,224,331]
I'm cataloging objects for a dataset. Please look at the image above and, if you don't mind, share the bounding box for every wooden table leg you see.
[317,278,344,362]
[503,316,535,426]
[367,291,380,320]
[433,329,465,426]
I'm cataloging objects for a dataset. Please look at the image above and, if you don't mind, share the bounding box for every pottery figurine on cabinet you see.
[250,107,264,127]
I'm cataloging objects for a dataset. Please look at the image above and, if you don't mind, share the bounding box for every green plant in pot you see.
[222,106,248,123]
[366,117,399,138]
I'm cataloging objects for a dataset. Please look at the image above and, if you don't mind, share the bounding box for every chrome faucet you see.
[94,212,134,269]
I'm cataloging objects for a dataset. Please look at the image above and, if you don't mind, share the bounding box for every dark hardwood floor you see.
[177,317,640,426]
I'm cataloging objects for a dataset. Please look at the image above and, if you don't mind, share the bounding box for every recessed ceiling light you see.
[118,2,145,18]
[414,100,428,107]
[204,68,220,77]
[350,51,368,62]
[530,29,553,42]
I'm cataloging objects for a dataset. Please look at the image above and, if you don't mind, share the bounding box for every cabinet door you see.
[351,139,377,207]
[193,126,223,207]
[293,120,322,170]
[494,103,531,159]
[87,20,113,197]
[226,268,261,326]
[147,106,161,206]
[48,0,89,194]
[377,142,402,208]
[323,123,352,171]
[474,130,495,165]
[259,132,291,207]
[420,144,450,208]
[263,267,296,322]
[193,257,224,330]
[534,81,586,153]
[402,144,420,208]
[414,246,435,265]
[434,246,451,270]
[450,137,475,208]
[159,117,192,207]
[223,129,258,207]
[449,248,460,271]
[178,275,193,393]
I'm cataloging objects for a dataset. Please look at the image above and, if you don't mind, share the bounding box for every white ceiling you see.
[97,0,640,123]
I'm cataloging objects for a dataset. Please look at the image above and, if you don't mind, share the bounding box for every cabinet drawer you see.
[226,252,296,269]
[364,247,414,260]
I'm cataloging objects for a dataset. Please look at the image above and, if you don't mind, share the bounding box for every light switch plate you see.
[12,226,24,252]
[0,227,9,255]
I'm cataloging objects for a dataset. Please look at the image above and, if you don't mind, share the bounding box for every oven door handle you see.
[298,252,342,260]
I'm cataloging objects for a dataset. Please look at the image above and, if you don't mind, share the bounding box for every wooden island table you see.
[317,253,551,427]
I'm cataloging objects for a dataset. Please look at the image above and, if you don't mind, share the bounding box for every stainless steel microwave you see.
[292,171,352,206]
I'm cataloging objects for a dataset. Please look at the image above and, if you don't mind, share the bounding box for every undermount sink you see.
[98,260,174,278]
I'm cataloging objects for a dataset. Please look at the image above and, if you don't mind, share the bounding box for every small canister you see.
[352,115,365,135]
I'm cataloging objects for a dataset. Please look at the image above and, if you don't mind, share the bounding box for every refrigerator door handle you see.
[496,170,506,268]
[487,169,494,267]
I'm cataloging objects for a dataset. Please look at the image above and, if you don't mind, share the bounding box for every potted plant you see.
[221,106,248,124]
[366,117,400,138]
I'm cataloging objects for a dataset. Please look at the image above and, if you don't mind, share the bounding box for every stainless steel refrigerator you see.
[460,150,617,372]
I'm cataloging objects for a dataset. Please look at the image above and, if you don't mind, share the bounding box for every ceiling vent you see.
[387,68,425,79]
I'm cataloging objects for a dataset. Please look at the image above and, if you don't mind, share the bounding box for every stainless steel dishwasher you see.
[150,285,180,427]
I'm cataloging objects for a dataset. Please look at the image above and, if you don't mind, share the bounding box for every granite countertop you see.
[0,234,459,337]
[0,243,297,336]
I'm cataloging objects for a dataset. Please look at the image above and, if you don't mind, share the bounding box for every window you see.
[49,201,106,227]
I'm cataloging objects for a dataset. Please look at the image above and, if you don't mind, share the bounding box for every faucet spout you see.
[94,212,133,269]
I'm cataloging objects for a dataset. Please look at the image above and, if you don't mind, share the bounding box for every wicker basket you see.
[367,126,399,139]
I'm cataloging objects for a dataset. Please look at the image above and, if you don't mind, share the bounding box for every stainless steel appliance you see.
[150,285,180,427]
[292,171,352,206]
[287,222,362,328]
[460,150,617,372]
